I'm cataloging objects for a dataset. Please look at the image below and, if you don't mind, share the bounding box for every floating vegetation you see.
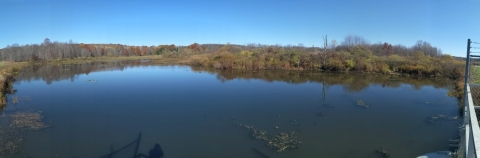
[356,100,369,108]
[428,114,459,124]
[0,111,49,154]
[252,129,269,141]
[0,128,22,154]
[10,96,32,104]
[267,132,300,152]
[11,97,17,104]
[0,116,18,154]
[10,111,49,130]
[376,147,389,157]
[236,123,301,153]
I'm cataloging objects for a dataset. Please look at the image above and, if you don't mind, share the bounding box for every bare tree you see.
[330,39,337,50]
[413,40,440,57]
[43,38,50,46]
[341,35,369,50]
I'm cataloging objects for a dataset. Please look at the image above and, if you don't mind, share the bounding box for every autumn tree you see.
[141,46,148,55]
[382,42,392,55]
[168,44,176,52]
[135,46,142,56]
[188,43,202,54]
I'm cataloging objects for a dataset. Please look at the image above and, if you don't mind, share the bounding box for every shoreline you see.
[0,62,27,107]
[0,55,466,110]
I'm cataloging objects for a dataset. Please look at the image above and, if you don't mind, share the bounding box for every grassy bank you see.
[0,62,27,110]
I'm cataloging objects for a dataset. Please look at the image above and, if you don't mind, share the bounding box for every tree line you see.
[0,35,464,79]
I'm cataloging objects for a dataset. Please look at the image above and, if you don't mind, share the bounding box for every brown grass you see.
[0,62,27,105]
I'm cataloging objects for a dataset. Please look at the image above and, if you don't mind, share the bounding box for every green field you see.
[472,66,480,84]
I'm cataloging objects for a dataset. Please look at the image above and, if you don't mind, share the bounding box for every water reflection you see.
[16,61,455,93]
[17,60,156,85]
[196,68,454,92]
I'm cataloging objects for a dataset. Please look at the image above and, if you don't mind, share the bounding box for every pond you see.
[1,60,460,158]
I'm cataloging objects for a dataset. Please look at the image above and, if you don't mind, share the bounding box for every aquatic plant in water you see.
[0,111,49,154]
[10,96,32,104]
[11,97,17,104]
[0,128,22,154]
[376,147,389,157]
[236,123,301,153]
[10,111,49,130]
[267,131,300,152]
[356,100,369,108]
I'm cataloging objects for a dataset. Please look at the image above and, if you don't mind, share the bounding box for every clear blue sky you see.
[1,0,479,57]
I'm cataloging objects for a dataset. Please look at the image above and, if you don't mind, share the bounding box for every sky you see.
[1,0,479,57]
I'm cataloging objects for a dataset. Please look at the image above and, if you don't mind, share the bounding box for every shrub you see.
[379,63,391,74]
[187,55,209,66]
[345,60,355,70]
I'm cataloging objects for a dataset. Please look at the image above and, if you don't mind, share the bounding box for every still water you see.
[3,61,460,158]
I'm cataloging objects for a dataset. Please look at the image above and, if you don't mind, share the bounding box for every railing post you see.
[464,39,472,158]
[465,39,471,109]
[470,128,476,158]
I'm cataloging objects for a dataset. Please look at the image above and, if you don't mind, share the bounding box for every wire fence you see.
[468,41,480,121]
[464,39,480,158]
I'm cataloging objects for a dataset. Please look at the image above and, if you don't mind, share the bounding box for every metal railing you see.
[463,39,480,158]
